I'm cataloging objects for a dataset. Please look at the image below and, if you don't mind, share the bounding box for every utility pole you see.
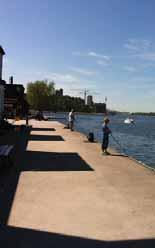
[105,96,108,115]
[84,90,87,104]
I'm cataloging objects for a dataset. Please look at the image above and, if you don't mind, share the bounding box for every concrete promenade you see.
[1,120,155,247]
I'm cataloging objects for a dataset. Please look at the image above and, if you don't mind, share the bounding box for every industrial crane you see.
[70,88,99,104]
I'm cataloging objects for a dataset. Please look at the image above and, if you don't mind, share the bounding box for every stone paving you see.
[1,119,155,247]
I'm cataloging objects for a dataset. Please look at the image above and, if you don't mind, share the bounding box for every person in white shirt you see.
[68,109,75,131]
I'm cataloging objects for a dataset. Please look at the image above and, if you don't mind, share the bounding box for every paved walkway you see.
[2,120,155,246]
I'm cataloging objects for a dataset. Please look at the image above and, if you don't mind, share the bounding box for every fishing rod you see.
[110,133,127,156]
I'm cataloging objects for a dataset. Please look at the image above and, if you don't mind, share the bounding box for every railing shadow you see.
[0,126,93,225]
[0,126,154,247]
[21,151,94,171]
[29,134,65,141]
[31,128,56,131]
[0,126,30,224]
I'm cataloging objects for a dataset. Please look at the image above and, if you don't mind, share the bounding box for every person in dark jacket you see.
[102,117,111,155]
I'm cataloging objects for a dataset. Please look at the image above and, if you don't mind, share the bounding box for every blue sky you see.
[1,0,155,112]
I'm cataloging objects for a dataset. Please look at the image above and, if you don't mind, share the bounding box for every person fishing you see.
[68,109,75,131]
[102,117,111,155]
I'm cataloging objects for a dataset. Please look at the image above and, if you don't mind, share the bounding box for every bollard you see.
[87,132,94,142]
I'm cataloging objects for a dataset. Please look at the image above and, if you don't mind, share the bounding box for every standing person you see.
[102,117,111,155]
[68,109,75,131]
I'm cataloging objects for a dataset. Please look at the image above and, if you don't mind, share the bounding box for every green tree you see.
[27,80,55,110]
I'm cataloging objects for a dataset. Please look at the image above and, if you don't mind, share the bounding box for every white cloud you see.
[123,66,137,72]
[29,71,77,84]
[123,62,155,73]
[72,51,111,60]
[123,77,155,90]
[70,67,96,76]
[72,51,111,67]
[124,39,151,52]
[49,73,77,83]
[72,51,84,56]
[133,52,155,61]
[125,84,155,90]
[26,71,97,93]
[131,76,155,83]
[97,60,111,66]
[124,44,137,51]
[141,63,155,68]
[87,52,111,60]
[124,39,155,63]
[88,52,98,57]
[146,90,155,98]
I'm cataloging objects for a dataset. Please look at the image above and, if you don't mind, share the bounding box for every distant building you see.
[0,46,5,80]
[87,95,93,106]
[56,88,63,96]
[0,84,4,121]
[4,76,29,117]
[95,103,106,113]
[0,46,5,121]
[0,47,29,119]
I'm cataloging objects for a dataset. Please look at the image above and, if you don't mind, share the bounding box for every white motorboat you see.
[124,118,134,124]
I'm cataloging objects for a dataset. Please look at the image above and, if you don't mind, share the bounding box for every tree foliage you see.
[27,80,55,110]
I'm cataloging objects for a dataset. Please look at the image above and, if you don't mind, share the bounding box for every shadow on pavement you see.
[84,140,98,143]
[31,128,56,131]
[0,126,154,247]
[110,154,128,157]
[0,125,93,225]
[29,134,64,141]
[0,225,155,248]
[21,151,94,171]
[0,126,30,224]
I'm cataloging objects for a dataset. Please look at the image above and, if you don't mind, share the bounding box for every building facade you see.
[87,95,93,106]
[0,84,4,121]
[0,46,5,121]
[95,103,106,113]
[56,88,63,96]
[0,46,5,80]
[4,78,29,118]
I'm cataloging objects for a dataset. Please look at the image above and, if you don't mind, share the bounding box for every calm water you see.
[54,113,155,169]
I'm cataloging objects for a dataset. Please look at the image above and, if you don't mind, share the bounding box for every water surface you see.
[54,113,155,169]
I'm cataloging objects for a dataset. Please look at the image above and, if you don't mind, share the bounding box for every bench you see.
[0,145,14,169]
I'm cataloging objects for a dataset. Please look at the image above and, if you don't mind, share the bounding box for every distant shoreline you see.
[31,110,155,117]
[131,112,155,116]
